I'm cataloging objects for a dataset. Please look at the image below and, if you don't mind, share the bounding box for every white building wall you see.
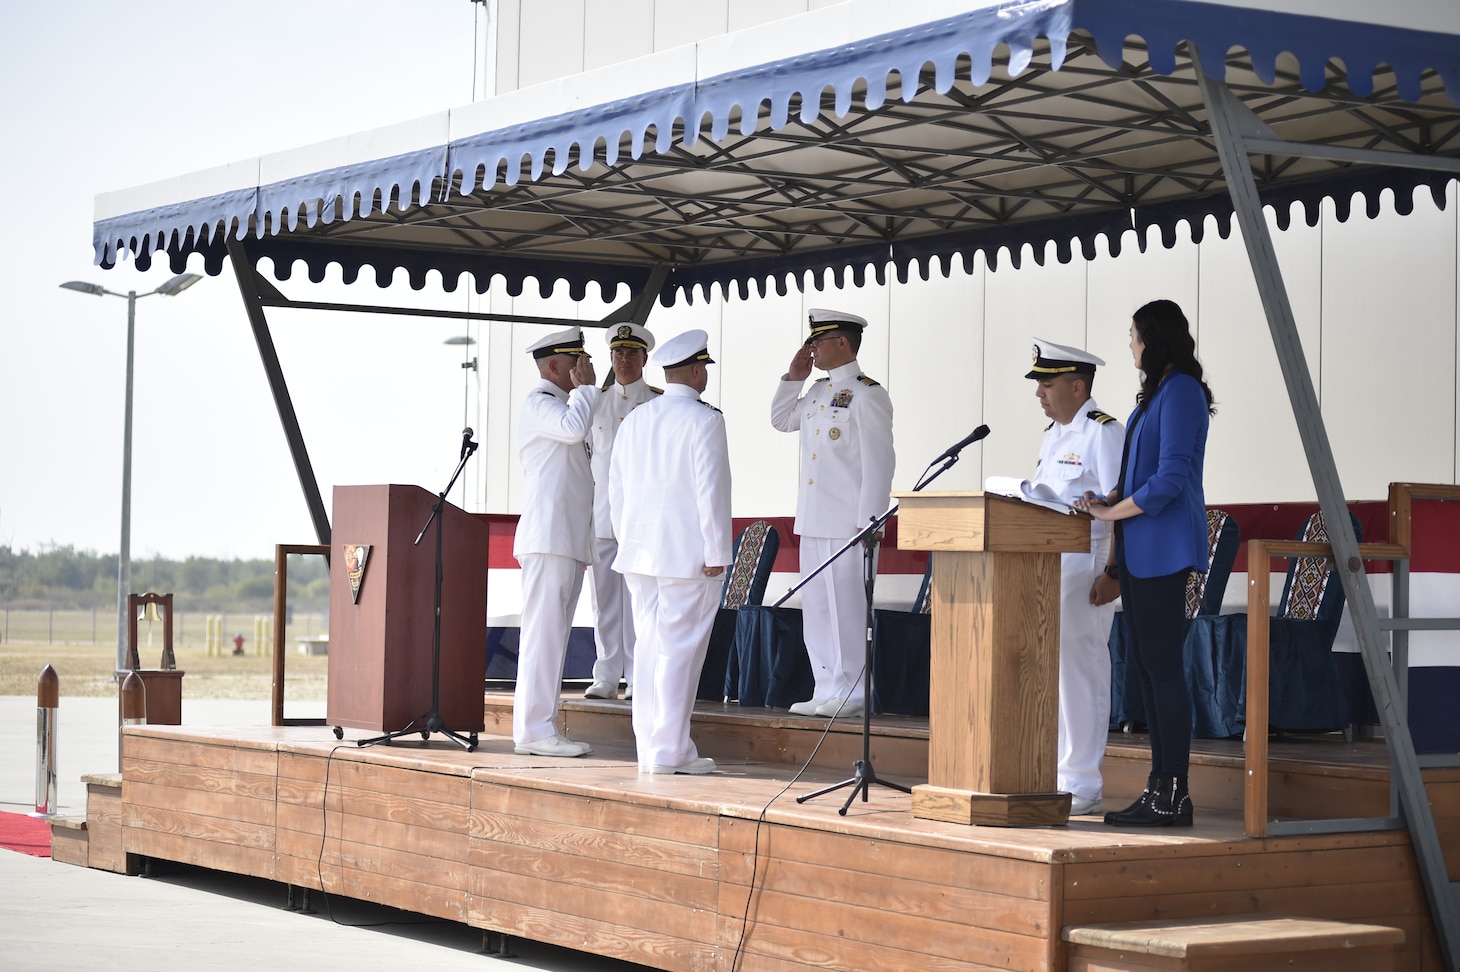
[481,3,1460,525]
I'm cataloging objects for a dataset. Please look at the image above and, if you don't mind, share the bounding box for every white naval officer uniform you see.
[1030,396,1124,805]
[610,347,732,772]
[589,373,662,694]
[770,359,895,710]
[513,374,599,749]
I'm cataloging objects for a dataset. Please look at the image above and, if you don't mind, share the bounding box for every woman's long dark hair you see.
[1132,299,1216,415]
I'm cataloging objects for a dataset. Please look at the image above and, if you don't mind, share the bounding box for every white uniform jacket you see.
[770,360,895,539]
[609,385,733,579]
[590,377,662,539]
[513,378,600,563]
[1030,396,1125,537]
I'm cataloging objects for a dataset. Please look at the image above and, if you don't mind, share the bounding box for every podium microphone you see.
[938,424,990,460]
[460,427,477,458]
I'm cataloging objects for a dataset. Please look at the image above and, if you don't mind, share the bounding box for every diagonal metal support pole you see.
[227,238,331,546]
[599,263,670,327]
[1196,52,1459,970]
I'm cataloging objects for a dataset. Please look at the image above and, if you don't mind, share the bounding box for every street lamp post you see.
[60,273,202,674]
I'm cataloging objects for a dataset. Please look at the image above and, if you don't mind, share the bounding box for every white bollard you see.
[35,665,58,816]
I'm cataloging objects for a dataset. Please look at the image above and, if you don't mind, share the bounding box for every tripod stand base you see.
[911,784,1069,827]
[356,710,478,752]
[796,759,912,816]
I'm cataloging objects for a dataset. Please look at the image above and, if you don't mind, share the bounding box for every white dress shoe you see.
[787,697,829,716]
[814,698,863,719]
[514,734,592,757]
[646,757,715,775]
[583,680,619,700]
[1069,795,1104,816]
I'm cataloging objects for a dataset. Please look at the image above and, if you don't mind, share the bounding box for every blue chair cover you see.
[870,558,933,716]
[1181,510,1361,735]
[732,605,812,708]
[871,611,931,716]
[1109,510,1239,729]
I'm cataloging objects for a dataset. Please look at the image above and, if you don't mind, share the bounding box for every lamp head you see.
[59,281,107,297]
[155,273,201,297]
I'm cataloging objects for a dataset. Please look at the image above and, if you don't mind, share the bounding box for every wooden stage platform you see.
[106,693,1457,971]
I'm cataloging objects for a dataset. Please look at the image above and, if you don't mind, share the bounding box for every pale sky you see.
[0,1,496,560]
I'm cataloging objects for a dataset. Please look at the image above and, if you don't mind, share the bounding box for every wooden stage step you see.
[1063,915,1405,972]
[485,691,1442,825]
[110,712,1451,972]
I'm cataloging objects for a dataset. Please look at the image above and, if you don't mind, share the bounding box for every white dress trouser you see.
[513,553,587,746]
[799,536,869,707]
[588,536,634,687]
[624,572,719,769]
[1057,538,1117,802]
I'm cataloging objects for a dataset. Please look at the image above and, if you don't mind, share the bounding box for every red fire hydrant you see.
[232,633,245,656]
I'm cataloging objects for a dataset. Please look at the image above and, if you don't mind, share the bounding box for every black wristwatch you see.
[1103,563,1120,580]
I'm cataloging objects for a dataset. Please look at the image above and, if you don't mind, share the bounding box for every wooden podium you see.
[894,491,1091,826]
[327,485,491,734]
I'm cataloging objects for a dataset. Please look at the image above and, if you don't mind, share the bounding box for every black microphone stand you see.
[357,433,480,752]
[793,442,971,815]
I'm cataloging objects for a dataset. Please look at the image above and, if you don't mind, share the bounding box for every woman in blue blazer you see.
[1076,299,1214,827]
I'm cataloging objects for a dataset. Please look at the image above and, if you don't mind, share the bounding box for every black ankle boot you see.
[1102,774,1157,825]
[1104,775,1195,828]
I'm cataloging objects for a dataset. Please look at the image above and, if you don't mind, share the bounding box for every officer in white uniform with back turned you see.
[609,329,732,774]
[770,309,895,720]
[513,325,600,758]
[585,322,661,701]
[1026,338,1125,815]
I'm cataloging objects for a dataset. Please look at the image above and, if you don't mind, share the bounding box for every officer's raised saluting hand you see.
[570,353,597,388]
[786,343,814,382]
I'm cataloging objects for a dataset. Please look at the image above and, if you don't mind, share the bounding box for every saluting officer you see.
[513,325,599,758]
[586,322,661,701]
[1026,337,1125,815]
[609,329,732,775]
[770,308,895,720]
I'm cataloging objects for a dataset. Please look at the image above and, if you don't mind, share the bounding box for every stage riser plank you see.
[473,784,718,877]
[481,843,720,912]
[717,818,1057,970]
[726,916,1047,972]
[85,781,127,874]
[125,735,277,776]
[323,868,471,923]
[491,911,711,972]
[471,865,719,945]
[718,816,1052,899]
[124,829,276,880]
[125,757,278,803]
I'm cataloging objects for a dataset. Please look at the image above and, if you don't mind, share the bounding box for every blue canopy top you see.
[93,0,1460,305]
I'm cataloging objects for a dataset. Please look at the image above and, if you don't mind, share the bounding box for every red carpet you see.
[0,810,53,857]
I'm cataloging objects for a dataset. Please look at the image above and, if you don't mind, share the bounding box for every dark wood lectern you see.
[895,491,1091,826]
[327,485,491,733]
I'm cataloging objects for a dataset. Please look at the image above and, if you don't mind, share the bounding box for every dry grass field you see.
[0,611,328,700]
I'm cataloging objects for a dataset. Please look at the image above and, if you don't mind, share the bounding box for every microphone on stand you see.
[460,427,477,458]
[937,424,990,461]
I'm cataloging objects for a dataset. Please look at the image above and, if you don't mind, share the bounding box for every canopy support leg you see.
[227,238,331,546]
[1196,52,1459,968]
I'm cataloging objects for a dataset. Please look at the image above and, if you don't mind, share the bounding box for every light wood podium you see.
[894,491,1091,826]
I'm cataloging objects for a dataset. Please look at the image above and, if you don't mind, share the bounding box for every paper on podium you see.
[982,475,1078,514]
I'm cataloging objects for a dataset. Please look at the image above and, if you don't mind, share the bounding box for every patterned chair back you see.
[1183,509,1238,620]
[720,520,779,610]
[1278,511,1361,622]
[913,558,934,615]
